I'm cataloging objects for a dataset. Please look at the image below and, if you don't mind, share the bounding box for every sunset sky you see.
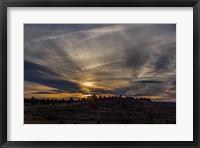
[24,24,176,102]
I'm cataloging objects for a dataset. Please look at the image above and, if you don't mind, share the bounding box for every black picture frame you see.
[0,0,200,147]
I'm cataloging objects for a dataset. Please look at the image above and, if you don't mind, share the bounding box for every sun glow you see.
[82,82,94,87]
[82,94,92,98]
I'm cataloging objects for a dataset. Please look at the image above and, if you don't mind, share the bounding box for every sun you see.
[82,94,92,98]
[82,82,93,87]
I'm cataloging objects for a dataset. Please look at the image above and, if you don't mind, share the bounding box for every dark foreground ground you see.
[24,98,176,124]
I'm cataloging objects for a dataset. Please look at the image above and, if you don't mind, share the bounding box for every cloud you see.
[133,93,149,97]
[31,89,65,94]
[32,91,58,94]
[24,60,81,93]
[89,88,115,95]
[138,80,163,83]
[24,24,176,101]
[25,60,59,77]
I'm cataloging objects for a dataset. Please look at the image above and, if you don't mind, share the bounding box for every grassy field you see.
[24,98,176,124]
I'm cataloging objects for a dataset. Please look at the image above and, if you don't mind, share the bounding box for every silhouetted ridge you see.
[24,95,152,105]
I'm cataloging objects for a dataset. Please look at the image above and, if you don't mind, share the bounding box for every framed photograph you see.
[0,0,199,147]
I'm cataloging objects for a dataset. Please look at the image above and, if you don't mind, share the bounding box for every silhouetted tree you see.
[69,97,74,102]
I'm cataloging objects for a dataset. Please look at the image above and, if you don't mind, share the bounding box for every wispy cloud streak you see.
[24,24,176,102]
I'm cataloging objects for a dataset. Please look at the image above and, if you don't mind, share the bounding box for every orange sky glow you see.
[24,24,176,102]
